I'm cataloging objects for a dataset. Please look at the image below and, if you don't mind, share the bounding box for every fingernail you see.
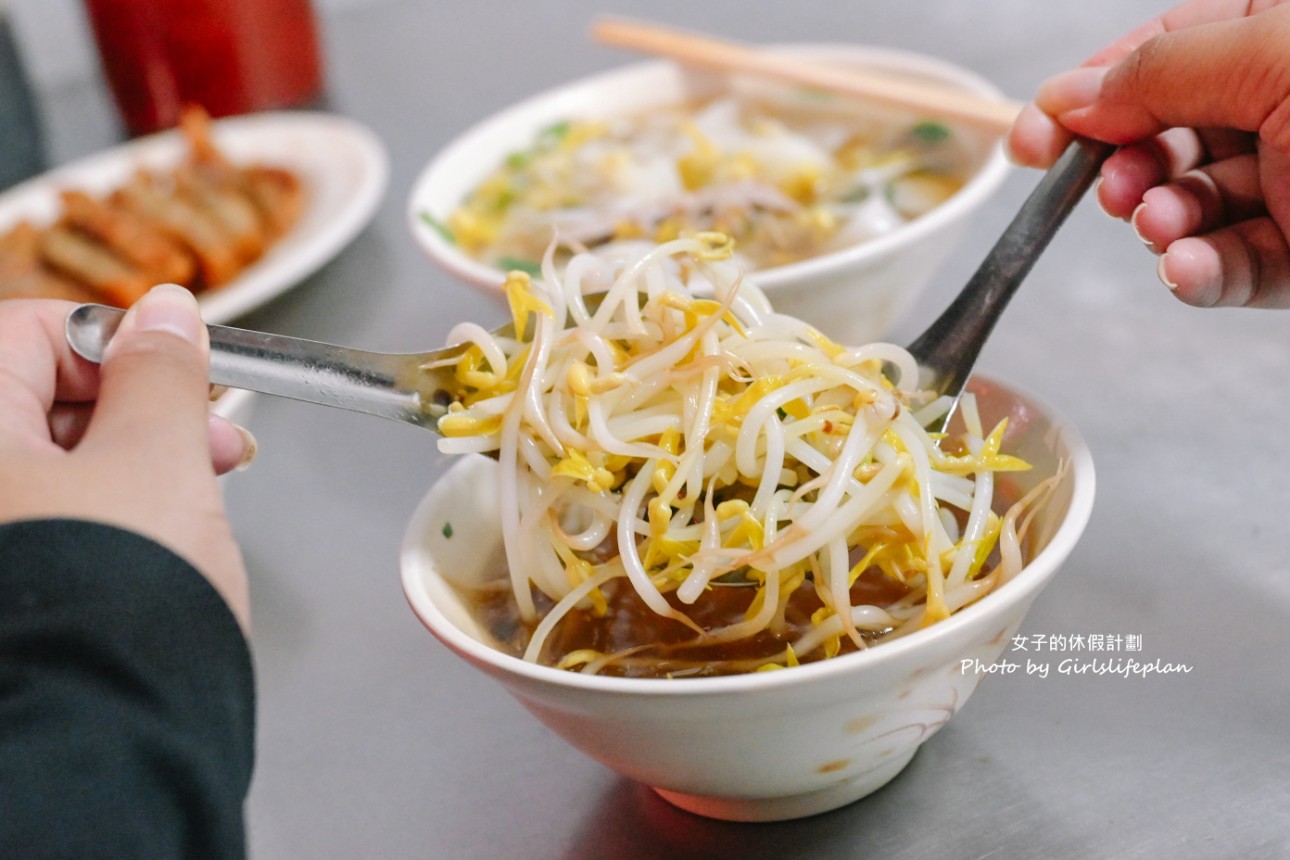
[1037,66,1109,114]
[234,425,258,472]
[1003,137,1022,167]
[1131,204,1160,252]
[122,284,205,346]
[1094,178,1112,214]
[1157,254,1178,290]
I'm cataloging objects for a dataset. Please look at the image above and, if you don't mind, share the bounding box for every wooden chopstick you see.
[590,18,1022,136]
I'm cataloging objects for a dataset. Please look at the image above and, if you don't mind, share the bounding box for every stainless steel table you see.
[34,0,1290,856]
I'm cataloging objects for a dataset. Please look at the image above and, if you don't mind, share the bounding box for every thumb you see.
[82,284,213,471]
[1036,11,1290,149]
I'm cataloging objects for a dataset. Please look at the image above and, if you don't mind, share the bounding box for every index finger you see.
[0,299,102,450]
[1081,0,1285,68]
[1006,0,1286,167]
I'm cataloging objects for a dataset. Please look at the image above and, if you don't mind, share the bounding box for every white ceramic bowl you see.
[407,45,1013,346]
[401,377,1095,822]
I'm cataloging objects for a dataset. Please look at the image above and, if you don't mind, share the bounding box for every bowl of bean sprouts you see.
[408,44,1012,346]
[400,235,1094,821]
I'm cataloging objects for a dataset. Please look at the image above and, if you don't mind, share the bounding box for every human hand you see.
[1006,0,1290,308]
[0,286,254,629]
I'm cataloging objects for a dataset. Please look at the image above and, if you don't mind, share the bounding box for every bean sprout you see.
[436,234,1043,676]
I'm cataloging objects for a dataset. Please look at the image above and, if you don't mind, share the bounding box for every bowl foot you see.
[651,746,918,822]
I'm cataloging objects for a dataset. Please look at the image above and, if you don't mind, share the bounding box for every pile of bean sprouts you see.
[433,233,1050,676]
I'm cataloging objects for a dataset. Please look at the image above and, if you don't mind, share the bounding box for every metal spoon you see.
[906,136,1112,430]
[66,304,482,430]
[66,139,1110,434]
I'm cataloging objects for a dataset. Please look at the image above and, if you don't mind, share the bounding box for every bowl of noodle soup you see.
[408,44,1012,346]
[401,238,1093,821]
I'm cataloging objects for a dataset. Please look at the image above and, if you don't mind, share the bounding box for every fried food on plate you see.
[59,188,196,287]
[0,106,306,307]
[0,221,100,303]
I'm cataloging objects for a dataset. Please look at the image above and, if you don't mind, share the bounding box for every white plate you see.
[0,111,389,323]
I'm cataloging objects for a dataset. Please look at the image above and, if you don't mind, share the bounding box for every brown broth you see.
[454,473,1033,679]
[458,567,914,679]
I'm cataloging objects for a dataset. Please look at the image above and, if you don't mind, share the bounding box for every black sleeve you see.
[0,519,255,860]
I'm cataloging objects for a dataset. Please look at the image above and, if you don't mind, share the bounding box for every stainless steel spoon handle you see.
[65,304,443,429]
[908,137,1114,405]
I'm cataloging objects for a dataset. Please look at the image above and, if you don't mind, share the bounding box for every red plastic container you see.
[84,0,324,136]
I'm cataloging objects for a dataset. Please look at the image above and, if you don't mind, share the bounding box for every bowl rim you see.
[406,42,1014,294]
[400,375,1096,697]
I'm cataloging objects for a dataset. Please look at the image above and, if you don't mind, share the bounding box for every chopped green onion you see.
[839,185,871,204]
[420,211,456,245]
[442,521,454,539]
[909,121,951,144]
[536,119,571,148]
[497,256,542,277]
[490,188,516,213]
